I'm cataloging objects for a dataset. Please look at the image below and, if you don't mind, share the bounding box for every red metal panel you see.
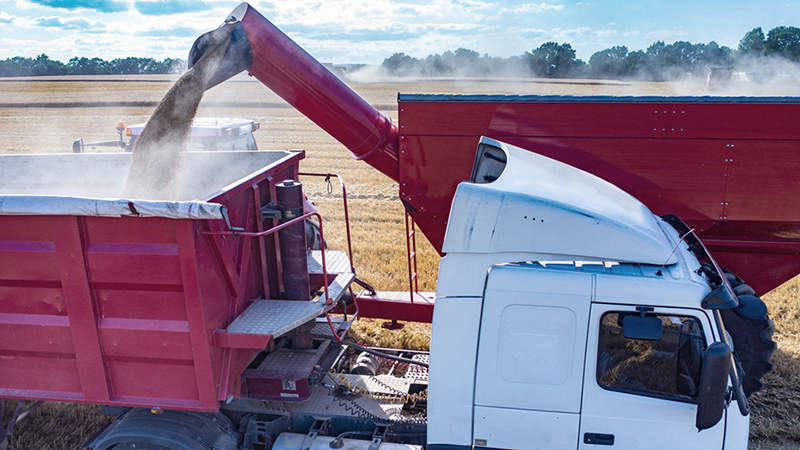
[51,216,112,404]
[0,314,73,354]
[0,216,82,400]
[725,140,800,221]
[0,354,82,396]
[96,288,187,322]
[397,98,800,291]
[0,240,60,282]
[709,249,800,294]
[0,285,64,316]
[98,318,193,361]
[175,220,222,411]
[83,215,177,243]
[86,249,183,286]
[399,99,800,140]
[106,359,199,402]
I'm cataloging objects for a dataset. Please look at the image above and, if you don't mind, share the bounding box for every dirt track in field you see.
[1,74,800,449]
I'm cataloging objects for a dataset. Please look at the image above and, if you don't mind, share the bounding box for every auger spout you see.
[189,3,401,181]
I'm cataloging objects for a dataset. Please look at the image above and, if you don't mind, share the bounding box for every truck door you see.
[579,303,726,449]
[473,266,591,450]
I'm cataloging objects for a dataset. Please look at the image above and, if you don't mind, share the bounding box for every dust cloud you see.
[343,56,800,98]
[122,23,236,200]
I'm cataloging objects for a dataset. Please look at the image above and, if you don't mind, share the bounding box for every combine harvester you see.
[0,3,797,449]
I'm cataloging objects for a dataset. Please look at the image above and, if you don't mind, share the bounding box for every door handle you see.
[584,433,615,446]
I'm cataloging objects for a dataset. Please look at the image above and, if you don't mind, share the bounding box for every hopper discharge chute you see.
[188,3,401,181]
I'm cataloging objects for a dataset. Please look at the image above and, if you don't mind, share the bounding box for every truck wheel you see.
[82,409,239,450]
[113,445,170,449]
[721,270,777,397]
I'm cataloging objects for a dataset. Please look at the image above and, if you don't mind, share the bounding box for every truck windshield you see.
[188,134,258,151]
[597,312,706,402]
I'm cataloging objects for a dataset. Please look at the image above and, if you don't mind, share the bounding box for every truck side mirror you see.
[696,342,732,431]
[622,314,662,340]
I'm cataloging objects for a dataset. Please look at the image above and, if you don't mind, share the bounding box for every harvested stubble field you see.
[1,74,800,449]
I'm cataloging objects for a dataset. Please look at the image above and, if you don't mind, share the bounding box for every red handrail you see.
[299,172,355,273]
[201,211,332,306]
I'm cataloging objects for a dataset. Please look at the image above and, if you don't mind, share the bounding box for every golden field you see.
[1,74,800,449]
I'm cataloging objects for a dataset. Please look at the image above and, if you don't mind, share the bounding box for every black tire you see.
[113,445,171,450]
[733,283,756,297]
[721,270,777,397]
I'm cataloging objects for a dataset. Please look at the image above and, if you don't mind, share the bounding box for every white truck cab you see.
[428,137,749,450]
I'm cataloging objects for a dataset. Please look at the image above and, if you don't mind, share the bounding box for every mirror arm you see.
[712,309,750,416]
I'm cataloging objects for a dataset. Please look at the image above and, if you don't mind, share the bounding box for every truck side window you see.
[597,312,706,402]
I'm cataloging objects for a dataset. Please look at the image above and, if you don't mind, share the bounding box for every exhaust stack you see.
[188,3,401,181]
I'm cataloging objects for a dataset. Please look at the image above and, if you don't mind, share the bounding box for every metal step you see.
[223,251,355,342]
[311,316,353,338]
[227,299,331,338]
[318,272,355,305]
[308,250,352,274]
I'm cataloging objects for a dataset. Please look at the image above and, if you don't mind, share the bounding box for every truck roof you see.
[443,137,678,265]
[126,118,259,137]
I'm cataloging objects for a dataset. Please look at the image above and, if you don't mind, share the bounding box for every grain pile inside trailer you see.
[0,151,291,211]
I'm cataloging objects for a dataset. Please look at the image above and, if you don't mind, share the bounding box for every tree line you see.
[0,55,186,77]
[2,25,798,80]
[380,26,800,80]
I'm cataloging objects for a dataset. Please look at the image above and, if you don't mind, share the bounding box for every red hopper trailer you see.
[0,150,354,412]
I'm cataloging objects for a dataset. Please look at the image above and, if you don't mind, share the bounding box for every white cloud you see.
[14,0,40,9]
[32,15,106,29]
[0,11,18,22]
[499,3,564,14]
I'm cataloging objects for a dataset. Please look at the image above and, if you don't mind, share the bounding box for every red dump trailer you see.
[0,150,351,412]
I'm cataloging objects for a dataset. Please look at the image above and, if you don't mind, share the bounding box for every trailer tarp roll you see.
[0,195,227,220]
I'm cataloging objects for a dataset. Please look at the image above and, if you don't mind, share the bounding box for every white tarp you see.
[0,195,227,220]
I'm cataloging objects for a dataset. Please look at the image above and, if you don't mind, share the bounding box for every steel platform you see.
[227,299,331,337]
[217,250,355,349]
[308,250,352,275]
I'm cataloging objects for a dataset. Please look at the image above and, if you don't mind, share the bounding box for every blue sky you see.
[0,0,797,64]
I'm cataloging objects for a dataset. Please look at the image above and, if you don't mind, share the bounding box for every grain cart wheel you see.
[721,270,777,397]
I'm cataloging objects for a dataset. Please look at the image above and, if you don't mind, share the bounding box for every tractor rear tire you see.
[721,270,777,397]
